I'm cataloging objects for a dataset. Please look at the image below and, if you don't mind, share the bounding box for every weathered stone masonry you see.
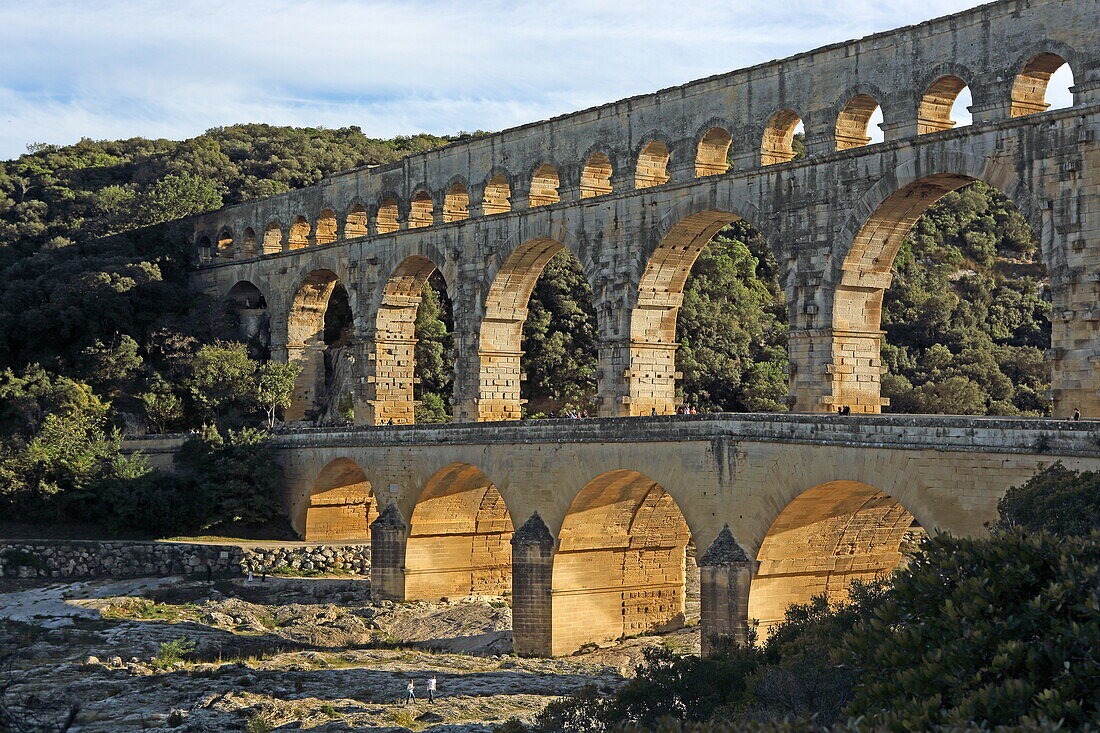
[127,414,1100,656]
[184,0,1100,423]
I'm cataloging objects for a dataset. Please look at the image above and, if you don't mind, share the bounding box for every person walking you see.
[403,679,415,705]
[426,675,437,703]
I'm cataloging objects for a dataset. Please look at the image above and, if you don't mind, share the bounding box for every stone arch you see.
[368,254,449,425]
[634,139,671,189]
[304,458,378,542]
[196,233,213,262]
[747,480,922,635]
[918,75,971,134]
[695,127,732,177]
[469,237,594,421]
[405,462,514,599]
[761,109,802,165]
[241,227,258,257]
[826,161,1048,414]
[528,164,560,207]
[344,203,368,238]
[377,197,400,233]
[408,190,434,228]
[315,208,338,246]
[263,222,283,254]
[622,204,776,416]
[579,152,613,198]
[288,215,311,249]
[835,94,880,150]
[225,280,270,361]
[551,468,693,655]
[482,173,512,215]
[444,181,470,222]
[285,268,356,421]
[1010,51,1074,117]
[216,228,234,259]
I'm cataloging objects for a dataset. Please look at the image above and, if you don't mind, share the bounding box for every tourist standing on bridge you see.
[1074,408,1081,421]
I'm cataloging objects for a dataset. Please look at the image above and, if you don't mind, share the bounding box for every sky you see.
[0,0,1077,159]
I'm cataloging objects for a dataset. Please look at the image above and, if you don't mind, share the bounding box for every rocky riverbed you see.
[0,574,698,731]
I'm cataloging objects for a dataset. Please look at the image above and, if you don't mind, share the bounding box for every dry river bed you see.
[0,575,699,731]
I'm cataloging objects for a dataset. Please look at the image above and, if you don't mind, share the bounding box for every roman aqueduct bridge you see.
[144,0,1100,655]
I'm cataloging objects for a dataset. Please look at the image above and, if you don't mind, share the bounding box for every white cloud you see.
[0,0,1076,158]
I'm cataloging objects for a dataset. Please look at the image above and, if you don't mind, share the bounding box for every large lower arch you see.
[550,469,693,655]
[747,480,922,635]
[463,238,586,421]
[304,458,377,541]
[404,462,513,599]
[367,255,448,425]
[284,269,356,422]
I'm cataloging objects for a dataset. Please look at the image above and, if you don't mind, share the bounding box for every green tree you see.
[995,462,1100,537]
[139,173,222,224]
[251,361,302,427]
[184,342,256,421]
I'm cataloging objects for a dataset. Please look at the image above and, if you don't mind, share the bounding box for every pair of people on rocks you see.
[403,675,438,704]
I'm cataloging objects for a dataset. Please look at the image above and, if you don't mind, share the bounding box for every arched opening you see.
[552,469,693,655]
[288,216,311,250]
[761,110,802,165]
[196,234,213,262]
[469,239,597,421]
[444,183,469,222]
[482,174,512,215]
[835,95,881,150]
[370,256,453,425]
[241,227,258,257]
[405,463,512,599]
[408,191,434,228]
[529,164,560,207]
[1011,53,1074,117]
[635,140,670,189]
[223,281,270,361]
[305,458,377,542]
[918,76,972,134]
[377,198,400,234]
[748,481,923,636]
[579,153,613,198]
[695,127,732,176]
[285,269,356,422]
[630,212,788,416]
[217,229,234,259]
[262,222,283,254]
[831,176,1050,416]
[344,204,368,238]
[315,209,338,246]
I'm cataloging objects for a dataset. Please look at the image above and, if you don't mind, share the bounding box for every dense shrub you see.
[995,462,1100,537]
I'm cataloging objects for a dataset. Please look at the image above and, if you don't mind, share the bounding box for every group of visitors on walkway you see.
[403,676,438,705]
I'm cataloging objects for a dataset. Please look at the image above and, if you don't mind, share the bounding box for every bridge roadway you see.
[127,413,1100,656]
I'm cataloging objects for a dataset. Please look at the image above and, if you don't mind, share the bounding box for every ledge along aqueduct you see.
[157,0,1100,655]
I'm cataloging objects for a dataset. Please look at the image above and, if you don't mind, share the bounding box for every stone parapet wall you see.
[0,540,370,580]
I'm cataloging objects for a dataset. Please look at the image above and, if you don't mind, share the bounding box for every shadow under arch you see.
[467,237,595,421]
[285,268,356,422]
[302,457,377,541]
[748,480,923,636]
[405,462,514,600]
[368,254,451,425]
[224,280,270,361]
[551,468,694,656]
[827,166,1048,414]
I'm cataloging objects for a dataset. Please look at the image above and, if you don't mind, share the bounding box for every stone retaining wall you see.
[0,540,370,579]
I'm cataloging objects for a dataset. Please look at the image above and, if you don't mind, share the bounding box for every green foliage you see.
[521,251,599,414]
[995,462,1100,537]
[151,637,195,670]
[413,273,453,421]
[675,221,788,412]
[882,182,1050,415]
[842,531,1100,729]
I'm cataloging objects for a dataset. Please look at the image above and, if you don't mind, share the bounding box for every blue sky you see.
[0,0,1076,159]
